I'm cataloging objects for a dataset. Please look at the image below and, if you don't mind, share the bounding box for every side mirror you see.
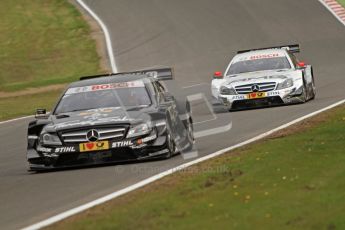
[297,61,306,68]
[213,71,223,79]
[35,108,48,119]
[159,93,174,110]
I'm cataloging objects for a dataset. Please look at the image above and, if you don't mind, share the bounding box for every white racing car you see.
[211,44,316,110]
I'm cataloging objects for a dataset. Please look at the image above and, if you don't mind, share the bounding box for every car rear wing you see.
[237,44,300,54]
[80,67,173,81]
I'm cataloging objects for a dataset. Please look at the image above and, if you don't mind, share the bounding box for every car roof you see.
[67,74,152,88]
[232,49,288,63]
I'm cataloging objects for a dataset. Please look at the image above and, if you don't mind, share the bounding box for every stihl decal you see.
[112,141,133,148]
[54,147,76,153]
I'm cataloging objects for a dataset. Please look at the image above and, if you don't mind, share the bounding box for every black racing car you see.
[27,68,194,171]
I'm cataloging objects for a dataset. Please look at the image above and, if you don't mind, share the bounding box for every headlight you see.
[126,123,152,138]
[40,133,62,146]
[220,86,237,95]
[276,79,294,90]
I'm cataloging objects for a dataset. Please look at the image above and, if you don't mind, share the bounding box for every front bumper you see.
[28,132,169,171]
[218,85,305,110]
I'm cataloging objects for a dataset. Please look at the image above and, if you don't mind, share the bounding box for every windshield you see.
[54,80,151,114]
[227,57,291,75]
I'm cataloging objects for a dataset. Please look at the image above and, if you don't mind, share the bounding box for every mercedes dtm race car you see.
[27,68,194,171]
[211,44,316,110]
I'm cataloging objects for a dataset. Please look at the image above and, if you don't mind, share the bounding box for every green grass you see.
[49,106,345,230]
[0,90,62,121]
[338,0,345,7]
[0,0,101,91]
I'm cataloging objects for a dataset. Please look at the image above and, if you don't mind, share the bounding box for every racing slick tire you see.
[300,83,308,103]
[164,121,177,159]
[184,117,195,152]
[310,78,316,100]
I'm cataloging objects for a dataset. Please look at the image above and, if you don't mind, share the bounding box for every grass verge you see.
[0,90,62,121]
[0,0,102,120]
[0,0,101,91]
[48,105,345,230]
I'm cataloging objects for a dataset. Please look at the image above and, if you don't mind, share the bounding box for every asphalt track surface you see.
[1,0,345,229]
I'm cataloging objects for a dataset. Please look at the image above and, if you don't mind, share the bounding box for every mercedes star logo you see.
[86,129,99,142]
[251,84,260,92]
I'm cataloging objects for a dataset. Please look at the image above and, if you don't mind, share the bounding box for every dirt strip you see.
[0,84,66,98]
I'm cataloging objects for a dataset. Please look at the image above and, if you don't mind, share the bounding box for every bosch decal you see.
[250,53,280,60]
[66,80,145,95]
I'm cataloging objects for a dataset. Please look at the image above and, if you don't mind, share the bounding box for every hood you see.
[45,107,153,132]
[224,69,298,87]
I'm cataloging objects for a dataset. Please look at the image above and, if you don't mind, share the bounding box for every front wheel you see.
[310,79,316,100]
[300,83,308,103]
[164,123,176,159]
[185,118,195,149]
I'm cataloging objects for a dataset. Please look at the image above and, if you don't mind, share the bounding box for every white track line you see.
[76,0,118,73]
[0,115,33,126]
[21,1,345,229]
[319,0,345,26]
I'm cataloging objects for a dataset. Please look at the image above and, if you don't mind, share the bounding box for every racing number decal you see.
[79,141,109,152]
[248,92,267,99]
[257,92,265,97]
